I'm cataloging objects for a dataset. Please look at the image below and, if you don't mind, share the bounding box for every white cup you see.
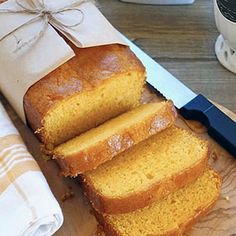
[214,0,236,74]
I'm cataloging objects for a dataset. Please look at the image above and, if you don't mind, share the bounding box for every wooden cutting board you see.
[3,86,236,236]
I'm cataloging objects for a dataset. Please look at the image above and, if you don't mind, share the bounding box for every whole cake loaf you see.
[23,44,145,149]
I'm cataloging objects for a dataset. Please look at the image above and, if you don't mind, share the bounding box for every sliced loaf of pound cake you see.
[24,45,146,149]
[54,101,177,176]
[81,126,209,214]
[95,169,221,236]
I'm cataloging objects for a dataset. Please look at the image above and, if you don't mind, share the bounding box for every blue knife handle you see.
[180,94,236,157]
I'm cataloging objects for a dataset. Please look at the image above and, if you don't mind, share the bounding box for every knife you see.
[123,35,236,157]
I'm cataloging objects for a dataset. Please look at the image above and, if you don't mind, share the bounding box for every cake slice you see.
[95,169,222,236]
[24,44,146,149]
[54,101,177,176]
[81,126,208,214]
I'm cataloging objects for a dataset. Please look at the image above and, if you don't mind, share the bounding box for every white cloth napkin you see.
[0,102,63,236]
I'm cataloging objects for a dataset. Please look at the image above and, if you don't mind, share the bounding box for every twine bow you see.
[0,0,87,51]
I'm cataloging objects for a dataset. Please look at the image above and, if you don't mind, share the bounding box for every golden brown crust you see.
[81,150,209,214]
[23,44,145,143]
[93,209,120,236]
[93,171,222,236]
[54,101,177,176]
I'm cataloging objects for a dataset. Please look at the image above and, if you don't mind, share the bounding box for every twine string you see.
[0,0,86,51]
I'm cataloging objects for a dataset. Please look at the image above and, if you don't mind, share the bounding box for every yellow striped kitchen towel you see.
[0,103,63,236]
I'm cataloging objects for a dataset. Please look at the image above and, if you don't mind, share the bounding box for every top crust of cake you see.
[23,44,145,135]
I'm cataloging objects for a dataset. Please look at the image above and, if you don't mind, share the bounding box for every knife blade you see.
[123,34,236,157]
